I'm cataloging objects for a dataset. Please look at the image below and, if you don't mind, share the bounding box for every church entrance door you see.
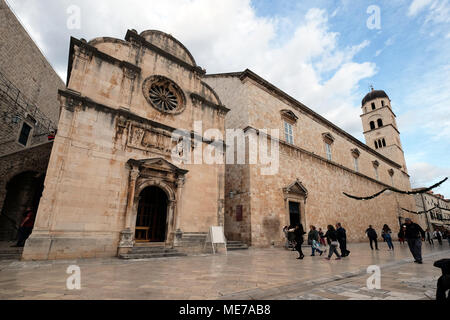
[135,186,168,242]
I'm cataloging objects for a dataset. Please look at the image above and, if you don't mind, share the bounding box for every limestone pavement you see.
[0,241,448,300]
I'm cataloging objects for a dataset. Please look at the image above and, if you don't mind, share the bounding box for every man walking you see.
[404,218,425,264]
[336,223,350,257]
[365,225,379,250]
[434,229,443,245]
[425,228,434,245]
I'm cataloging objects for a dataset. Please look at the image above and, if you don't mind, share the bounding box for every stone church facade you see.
[21,28,418,260]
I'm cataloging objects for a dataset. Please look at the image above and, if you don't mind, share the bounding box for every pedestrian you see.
[324,225,341,260]
[365,225,379,250]
[446,230,450,247]
[425,228,434,245]
[318,228,327,247]
[404,218,425,264]
[308,226,323,256]
[12,207,35,247]
[434,229,443,245]
[292,224,306,260]
[283,226,290,250]
[336,223,350,257]
[382,224,394,251]
[398,225,406,244]
[287,225,296,251]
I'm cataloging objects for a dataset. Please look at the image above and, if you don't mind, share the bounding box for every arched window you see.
[370,121,375,130]
[371,103,376,110]
[377,119,383,127]
[381,100,385,107]
[382,138,386,147]
[374,141,378,149]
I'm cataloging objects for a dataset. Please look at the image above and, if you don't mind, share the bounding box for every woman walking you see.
[382,224,394,251]
[324,225,341,260]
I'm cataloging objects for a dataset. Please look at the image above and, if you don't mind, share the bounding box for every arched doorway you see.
[0,171,44,241]
[135,186,168,242]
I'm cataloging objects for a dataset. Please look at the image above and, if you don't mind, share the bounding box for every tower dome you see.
[362,89,389,106]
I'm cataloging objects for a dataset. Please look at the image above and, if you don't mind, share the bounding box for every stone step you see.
[0,253,22,260]
[119,251,187,260]
[226,241,249,251]
[130,247,177,253]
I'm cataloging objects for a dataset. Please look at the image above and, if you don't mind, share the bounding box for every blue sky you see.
[7,0,450,197]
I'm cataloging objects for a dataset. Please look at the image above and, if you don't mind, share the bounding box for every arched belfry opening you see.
[135,186,168,242]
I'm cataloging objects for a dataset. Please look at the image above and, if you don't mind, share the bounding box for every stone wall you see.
[0,0,64,125]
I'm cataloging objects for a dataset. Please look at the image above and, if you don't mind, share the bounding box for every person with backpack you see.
[324,225,342,260]
[365,225,379,250]
[308,225,323,256]
[336,223,350,257]
[404,218,425,264]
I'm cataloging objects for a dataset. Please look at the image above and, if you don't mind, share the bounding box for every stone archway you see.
[0,171,45,241]
[118,158,188,254]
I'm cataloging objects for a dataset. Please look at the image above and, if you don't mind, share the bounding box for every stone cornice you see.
[363,123,401,135]
[58,89,226,147]
[190,93,230,114]
[360,105,397,118]
[67,37,142,86]
[206,69,402,169]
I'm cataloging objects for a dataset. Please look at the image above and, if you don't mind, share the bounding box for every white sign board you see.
[204,226,227,255]
[210,226,226,244]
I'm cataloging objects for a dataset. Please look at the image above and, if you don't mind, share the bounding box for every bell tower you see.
[360,88,407,172]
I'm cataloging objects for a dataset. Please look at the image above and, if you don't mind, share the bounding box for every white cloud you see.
[409,162,450,197]
[408,0,433,16]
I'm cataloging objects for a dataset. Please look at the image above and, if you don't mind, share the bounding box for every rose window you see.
[143,76,186,114]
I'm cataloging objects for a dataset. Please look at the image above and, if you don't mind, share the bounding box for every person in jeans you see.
[324,225,341,260]
[308,226,323,256]
[336,223,350,257]
[434,229,443,245]
[365,225,379,250]
[382,224,394,250]
[404,218,425,264]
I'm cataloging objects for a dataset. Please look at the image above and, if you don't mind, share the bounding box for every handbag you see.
[331,241,339,247]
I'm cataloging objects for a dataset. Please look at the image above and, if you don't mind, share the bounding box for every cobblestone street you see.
[0,242,448,300]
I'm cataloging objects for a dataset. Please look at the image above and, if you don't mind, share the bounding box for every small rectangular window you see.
[354,158,359,172]
[325,143,332,161]
[284,121,294,145]
[375,167,379,180]
[18,122,32,146]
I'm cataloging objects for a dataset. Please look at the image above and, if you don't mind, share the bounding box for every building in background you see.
[205,71,418,246]
[414,191,450,232]
[0,0,64,242]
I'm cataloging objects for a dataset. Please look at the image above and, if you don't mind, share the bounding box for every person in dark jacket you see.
[308,225,323,256]
[336,223,350,257]
[382,224,394,250]
[404,218,425,264]
[13,207,35,247]
[324,225,341,260]
[292,224,305,260]
[365,225,379,250]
